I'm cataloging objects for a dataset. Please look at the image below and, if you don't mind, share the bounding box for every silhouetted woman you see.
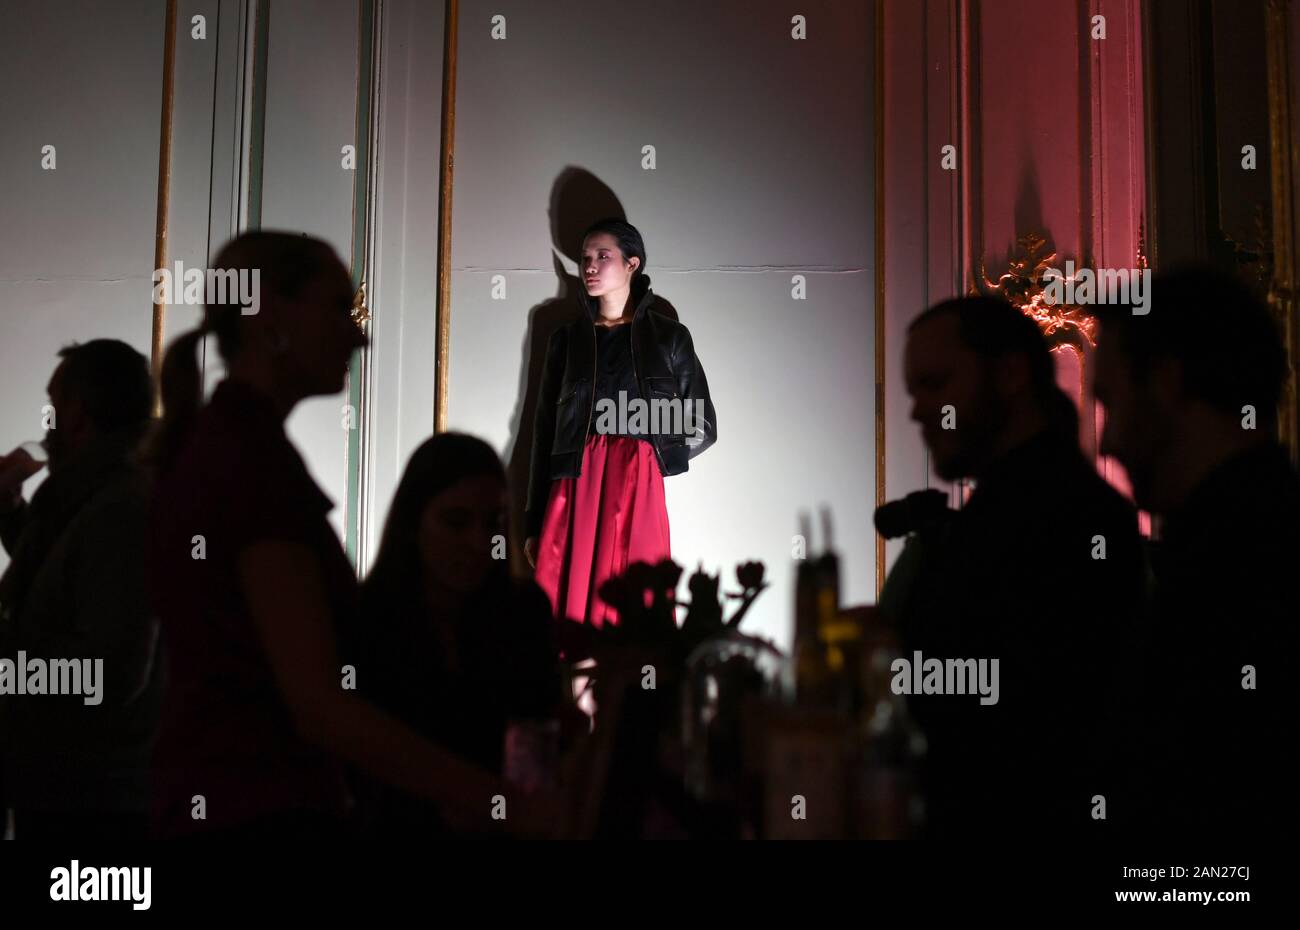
[148,231,552,838]
[356,433,561,834]
[524,218,717,626]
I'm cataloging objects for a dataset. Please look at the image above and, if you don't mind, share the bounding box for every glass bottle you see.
[853,628,927,839]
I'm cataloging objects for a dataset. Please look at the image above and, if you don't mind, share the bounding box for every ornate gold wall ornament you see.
[973,232,1097,355]
[1223,203,1276,298]
[351,282,370,328]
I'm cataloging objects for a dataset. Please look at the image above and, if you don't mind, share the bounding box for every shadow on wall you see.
[502,167,680,561]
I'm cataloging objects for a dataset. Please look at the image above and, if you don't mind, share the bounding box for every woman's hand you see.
[238,540,516,821]
[524,536,539,568]
[509,786,567,839]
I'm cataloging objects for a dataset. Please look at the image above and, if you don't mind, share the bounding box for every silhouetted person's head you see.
[154,231,366,471]
[368,433,511,614]
[1093,265,1288,513]
[581,217,645,300]
[905,295,1075,481]
[44,339,151,472]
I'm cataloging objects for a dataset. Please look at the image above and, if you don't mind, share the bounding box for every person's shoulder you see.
[1081,467,1139,526]
[645,310,696,356]
[646,308,688,334]
[93,462,150,508]
[497,579,559,660]
[555,311,590,334]
[1240,443,1300,503]
[170,397,259,470]
[1006,444,1137,537]
[75,464,151,540]
[154,412,248,512]
[547,318,582,352]
[1044,465,1138,554]
[1217,444,1300,541]
[506,576,554,617]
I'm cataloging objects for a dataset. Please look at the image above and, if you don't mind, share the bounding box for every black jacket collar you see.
[576,273,656,323]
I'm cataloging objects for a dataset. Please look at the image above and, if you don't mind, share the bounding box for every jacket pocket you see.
[643,378,691,445]
[551,381,586,454]
[643,376,678,399]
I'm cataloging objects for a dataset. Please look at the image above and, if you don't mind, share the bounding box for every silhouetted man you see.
[1093,267,1298,835]
[897,296,1144,838]
[0,340,163,839]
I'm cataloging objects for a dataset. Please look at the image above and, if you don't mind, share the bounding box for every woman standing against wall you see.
[524,218,717,627]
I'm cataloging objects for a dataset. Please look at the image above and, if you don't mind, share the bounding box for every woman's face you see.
[416,474,509,596]
[275,256,368,396]
[582,232,639,298]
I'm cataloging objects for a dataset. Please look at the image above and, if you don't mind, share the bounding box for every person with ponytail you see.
[524,219,717,627]
[148,231,557,838]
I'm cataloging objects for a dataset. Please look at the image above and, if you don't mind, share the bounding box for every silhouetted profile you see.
[148,231,555,838]
[894,296,1144,838]
[1094,266,1299,835]
[0,339,162,839]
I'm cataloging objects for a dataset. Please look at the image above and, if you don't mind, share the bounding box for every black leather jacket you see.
[525,274,717,538]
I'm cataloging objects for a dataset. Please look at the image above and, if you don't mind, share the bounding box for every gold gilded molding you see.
[435,0,459,433]
[351,282,370,328]
[150,0,178,414]
[974,232,1097,355]
[1266,0,1300,464]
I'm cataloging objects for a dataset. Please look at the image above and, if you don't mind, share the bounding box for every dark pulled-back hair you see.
[910,295,1079,438]
[55,339,153,445]
[150,231,339,473]
[910,295,1058,398]
[1094,264,1287,419]
[581,217,647,278]
[363,432,511,615]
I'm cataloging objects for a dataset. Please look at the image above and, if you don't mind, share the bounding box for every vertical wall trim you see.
[358,41,383,574]
[948,0,960,297]
[435,0,459,433]
[1080,0,1095,264]
[961,0,982,292]
[204,1,224,279]
[1128,0,1146,259]
[150,0,179,407]
[235,0,254,232]
[245,0,270,230]
[345,0,380,568]
[199,0,226,379]
[953,0,978,509]
[874,0,886,597]
[1266,0,1300,463]
[921,0,930,306]
[1139,0,1159,268]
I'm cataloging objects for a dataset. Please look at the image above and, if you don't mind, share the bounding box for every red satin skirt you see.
[534,433,671,628]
